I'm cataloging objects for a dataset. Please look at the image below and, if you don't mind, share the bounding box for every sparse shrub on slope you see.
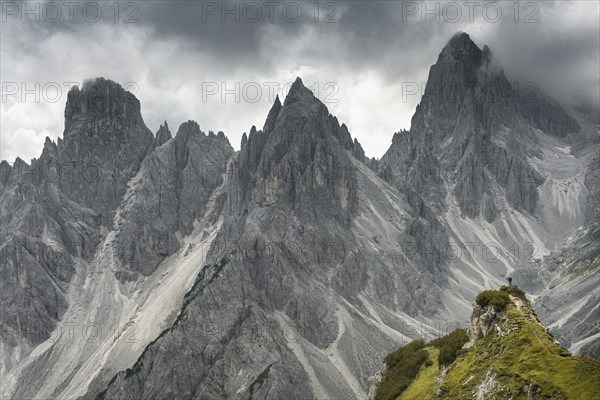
[476,289,511,312]
[499,285,527,300]
[375,339,431,400]
[429,328,469,368]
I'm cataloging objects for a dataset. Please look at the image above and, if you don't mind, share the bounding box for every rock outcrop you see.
[467,304,498,344]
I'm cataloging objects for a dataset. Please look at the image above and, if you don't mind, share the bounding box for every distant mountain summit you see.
[380,32,583,221]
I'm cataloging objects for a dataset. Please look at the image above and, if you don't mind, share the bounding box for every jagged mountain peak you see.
[12,156,29,169]
[381,31,583,221]
[64,77,144,133]
[288,76,305,94]
[154,120,172,147]
[43,136,57,150]
[256,76,369,165]
[281,76,327,115]
[175,120,204,139]
[263,95,282,134]
[0,33,596,399]
[440,31,482,62]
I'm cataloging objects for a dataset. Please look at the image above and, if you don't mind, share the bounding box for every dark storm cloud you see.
[129,0,600,105]
[134,1,451,75]
[475,2,600,119]
[6,0,596,96]
[1,0,598,162]
[133,0,339,71]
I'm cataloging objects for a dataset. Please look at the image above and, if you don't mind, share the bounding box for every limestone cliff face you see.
[98,78,449,400]
[239,78,360,225]
[0,79,154,349]
[60,78,154,225]
[114,121,233,280]
[380,32,562,221]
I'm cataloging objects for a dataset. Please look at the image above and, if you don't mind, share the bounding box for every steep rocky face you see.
[59,78,154,226]
[584,154,600,226]
[1,80,235,400]
[381,33,551,220]
[0,79,155,366]
[534,226,600,359]
[533,154,600,357]
[153,121,172,148]
[115,121,233,280]
[2,33,598,400]
[240,78,360,224]
[518,91,581,138]
[379,33,598,368]
[98,79,451,400]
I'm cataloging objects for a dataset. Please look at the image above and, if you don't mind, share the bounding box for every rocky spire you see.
[263,95,282,134]
[175,120,203,140]
[381,32,549,221]
[439,32,482,64]
[283,77,322,109]
[154,120,172,147]
[58,77,154,225]
[64,77,145,134]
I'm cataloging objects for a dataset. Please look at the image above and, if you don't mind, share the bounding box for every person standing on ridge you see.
[507,274,513,286]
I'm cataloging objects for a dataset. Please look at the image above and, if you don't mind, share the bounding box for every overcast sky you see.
[1,0,599,162]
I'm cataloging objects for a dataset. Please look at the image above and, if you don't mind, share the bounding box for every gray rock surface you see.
[115,120,233,279]
[467,304,498,343]
[98,77,449,400]
[1,78,151,350]
[534,152,600,358]
[153,121,172,148]
[380,32,548,221]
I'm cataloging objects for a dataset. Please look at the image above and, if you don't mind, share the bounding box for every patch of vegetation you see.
[476,290,511,312]
[248,362,274,399]
[398,347,440,400]
[499,285,527,300]
[375,339,430,400]
[377,289,600,399]
[438,306,600,399]
[429,328,469,368]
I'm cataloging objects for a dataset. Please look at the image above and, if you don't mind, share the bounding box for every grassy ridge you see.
[374,288,600,400]
[374,339,431,400]
[438,299,600,399]
[429,328,469,368]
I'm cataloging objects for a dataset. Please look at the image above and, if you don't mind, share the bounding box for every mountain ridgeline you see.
[0,33,598,400]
